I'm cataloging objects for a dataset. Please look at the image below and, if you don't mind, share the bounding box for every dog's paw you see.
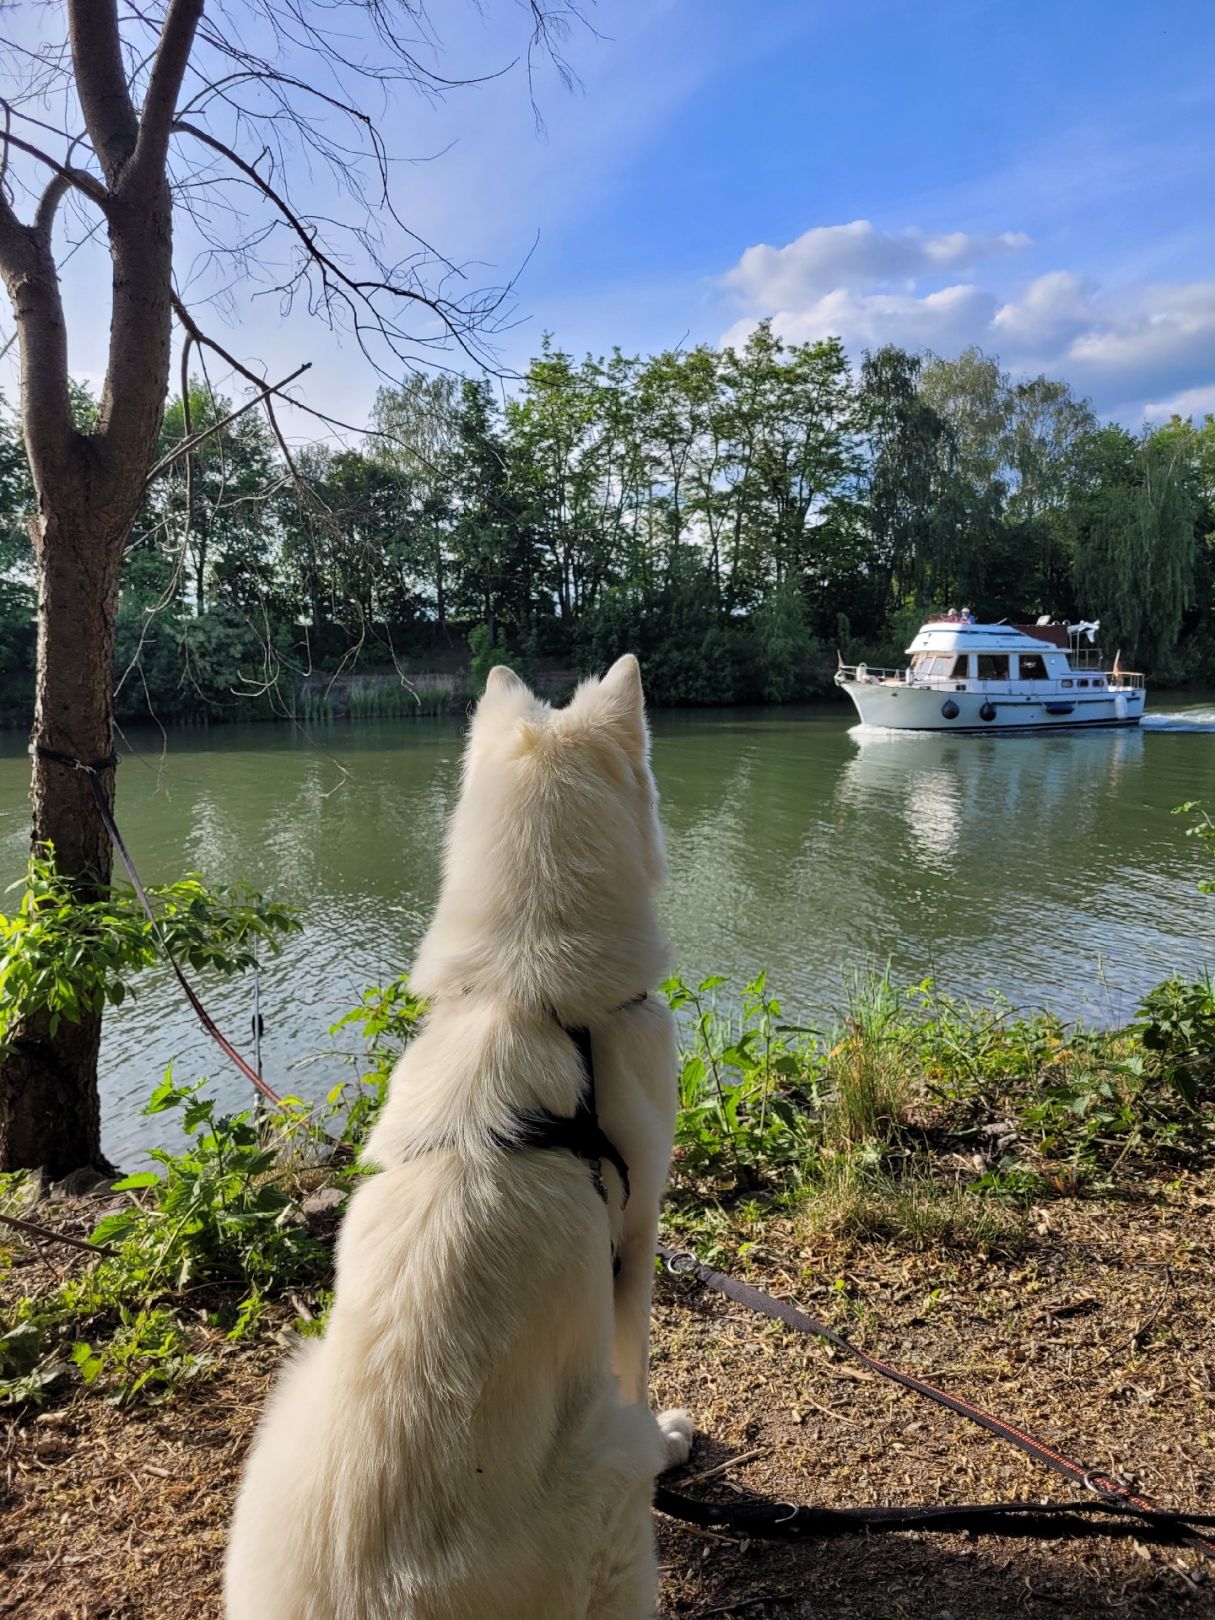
[657,1407,694,1471]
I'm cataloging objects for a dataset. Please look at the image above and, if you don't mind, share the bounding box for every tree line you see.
[2,326,1212,720]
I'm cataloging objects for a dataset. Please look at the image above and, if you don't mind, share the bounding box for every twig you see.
[694,1595,798,1618]
[0,1210,114,1256]
[1129,1267,1174,1350]
[144,360,311,484]
[683,1447,766,1486]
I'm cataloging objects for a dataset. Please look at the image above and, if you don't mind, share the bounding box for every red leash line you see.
[82,767,285,1109]
[658,1247,1215,1558]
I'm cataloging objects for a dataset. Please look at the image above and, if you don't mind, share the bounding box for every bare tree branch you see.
[125,0,205,195]
[171,290,401,442]
[67,0,139,180]
[0,191,31,275]
[0,122,112,220]
[145,358,311,484]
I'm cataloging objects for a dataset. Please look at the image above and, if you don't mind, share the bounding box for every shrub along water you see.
[4,960,1210,1409]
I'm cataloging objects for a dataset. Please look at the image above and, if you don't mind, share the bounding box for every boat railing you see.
[837,661,1146,691]
[835,663,907,685]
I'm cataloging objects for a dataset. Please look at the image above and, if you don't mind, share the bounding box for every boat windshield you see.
[911,653,963,678]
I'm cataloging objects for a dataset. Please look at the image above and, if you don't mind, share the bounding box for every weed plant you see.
[2,965,1210,1409]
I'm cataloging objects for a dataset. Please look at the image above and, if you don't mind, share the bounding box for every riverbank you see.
[7,663,1215,730]
[3,1175,1211,1619]
[2,973,1212,1616]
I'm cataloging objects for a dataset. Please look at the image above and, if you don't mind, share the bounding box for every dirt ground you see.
[2,1175,1213,1619]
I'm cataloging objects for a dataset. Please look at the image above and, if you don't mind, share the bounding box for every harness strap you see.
[492,1005,641,1205]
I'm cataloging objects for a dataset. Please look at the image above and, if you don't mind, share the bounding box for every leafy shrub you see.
[1175,800,1215,894]
[325,975,427,1144]
[91,1075,328,1288]
[665,971,818,1187]
[0,1076,330,1406]
[1135,976,1215,1107]
[0,846,298,1054]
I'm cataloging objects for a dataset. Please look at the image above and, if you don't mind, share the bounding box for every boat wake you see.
[1142,709,1215,733]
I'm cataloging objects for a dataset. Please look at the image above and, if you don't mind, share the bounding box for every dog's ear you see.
[475,665,536,723]
[595,653,648,761]
[483,665,530,702]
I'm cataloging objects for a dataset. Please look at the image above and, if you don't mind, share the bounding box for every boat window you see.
[1061,679,1074,689]
[1092,676,1104,687]
[1018,653,1049,680]
[948,656,968,678]
[914,654,953,677]
[974,654,1010,679]
[1077,678,1089,687]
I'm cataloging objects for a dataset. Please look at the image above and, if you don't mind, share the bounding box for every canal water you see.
[2,698,1213,1163]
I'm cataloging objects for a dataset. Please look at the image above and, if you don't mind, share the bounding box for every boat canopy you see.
[906,623,1064,656]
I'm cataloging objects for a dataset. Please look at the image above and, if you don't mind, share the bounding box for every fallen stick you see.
[0,1211,113,1257]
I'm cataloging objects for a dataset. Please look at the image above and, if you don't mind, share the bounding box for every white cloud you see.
[717,220,1215,418]
[723,220,1030,309]
[1143,383,1215,422]
[723,283,996,356]
[993,271,1095,348]
[1066,283,1215,379]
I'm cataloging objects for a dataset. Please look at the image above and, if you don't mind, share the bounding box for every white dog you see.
[225,655,691,1620]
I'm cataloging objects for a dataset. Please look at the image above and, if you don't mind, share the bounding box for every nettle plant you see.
[0,844,299,1055]
[325,975,428,1145]
[665,971,819,1185]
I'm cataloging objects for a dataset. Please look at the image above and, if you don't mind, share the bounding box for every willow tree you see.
[1066,425,1197,672]
[0,0,576,1176]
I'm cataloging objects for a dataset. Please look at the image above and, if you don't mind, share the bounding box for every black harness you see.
[489,995,646,1207]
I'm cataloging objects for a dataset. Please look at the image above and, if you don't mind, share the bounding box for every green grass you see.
[294,676,475,722]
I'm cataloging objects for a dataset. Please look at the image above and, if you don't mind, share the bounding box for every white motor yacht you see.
[835,617,1146,733]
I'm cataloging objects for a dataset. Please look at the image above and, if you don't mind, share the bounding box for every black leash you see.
[655,1246,1215,1556]
[653,1489,1215,1546]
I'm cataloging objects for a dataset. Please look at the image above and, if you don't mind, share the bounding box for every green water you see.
[2,699,1214,1164]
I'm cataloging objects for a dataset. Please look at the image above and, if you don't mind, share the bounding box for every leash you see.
[655,1246,1215,1556]
[33,745,285,1108]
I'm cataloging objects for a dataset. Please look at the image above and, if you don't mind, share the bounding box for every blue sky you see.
[508,0,1215,421]
[11,0,1215,437]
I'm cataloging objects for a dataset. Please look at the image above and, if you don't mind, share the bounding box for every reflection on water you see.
[1,697,1213,1163]
[838,725,1146,869]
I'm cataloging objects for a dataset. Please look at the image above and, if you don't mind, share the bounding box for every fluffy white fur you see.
[224,654,690,1620]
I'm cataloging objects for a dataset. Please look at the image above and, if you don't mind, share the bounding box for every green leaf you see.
[110,1171,161,1191]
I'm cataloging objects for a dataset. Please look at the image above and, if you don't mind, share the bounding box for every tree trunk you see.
[0,0,200,1177]
[0,507,124,1178]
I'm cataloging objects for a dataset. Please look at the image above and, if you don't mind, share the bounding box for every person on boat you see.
[960,606,975,625]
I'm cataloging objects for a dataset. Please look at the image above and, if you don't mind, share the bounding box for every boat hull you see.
[838,680,1146,733]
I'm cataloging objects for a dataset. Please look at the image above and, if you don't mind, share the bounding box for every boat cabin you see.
[907,626,1093,687]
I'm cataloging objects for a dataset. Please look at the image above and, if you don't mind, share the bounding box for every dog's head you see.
[410,655,669,1016]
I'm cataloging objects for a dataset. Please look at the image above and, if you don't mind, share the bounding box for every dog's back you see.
[225,658,679,1620]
